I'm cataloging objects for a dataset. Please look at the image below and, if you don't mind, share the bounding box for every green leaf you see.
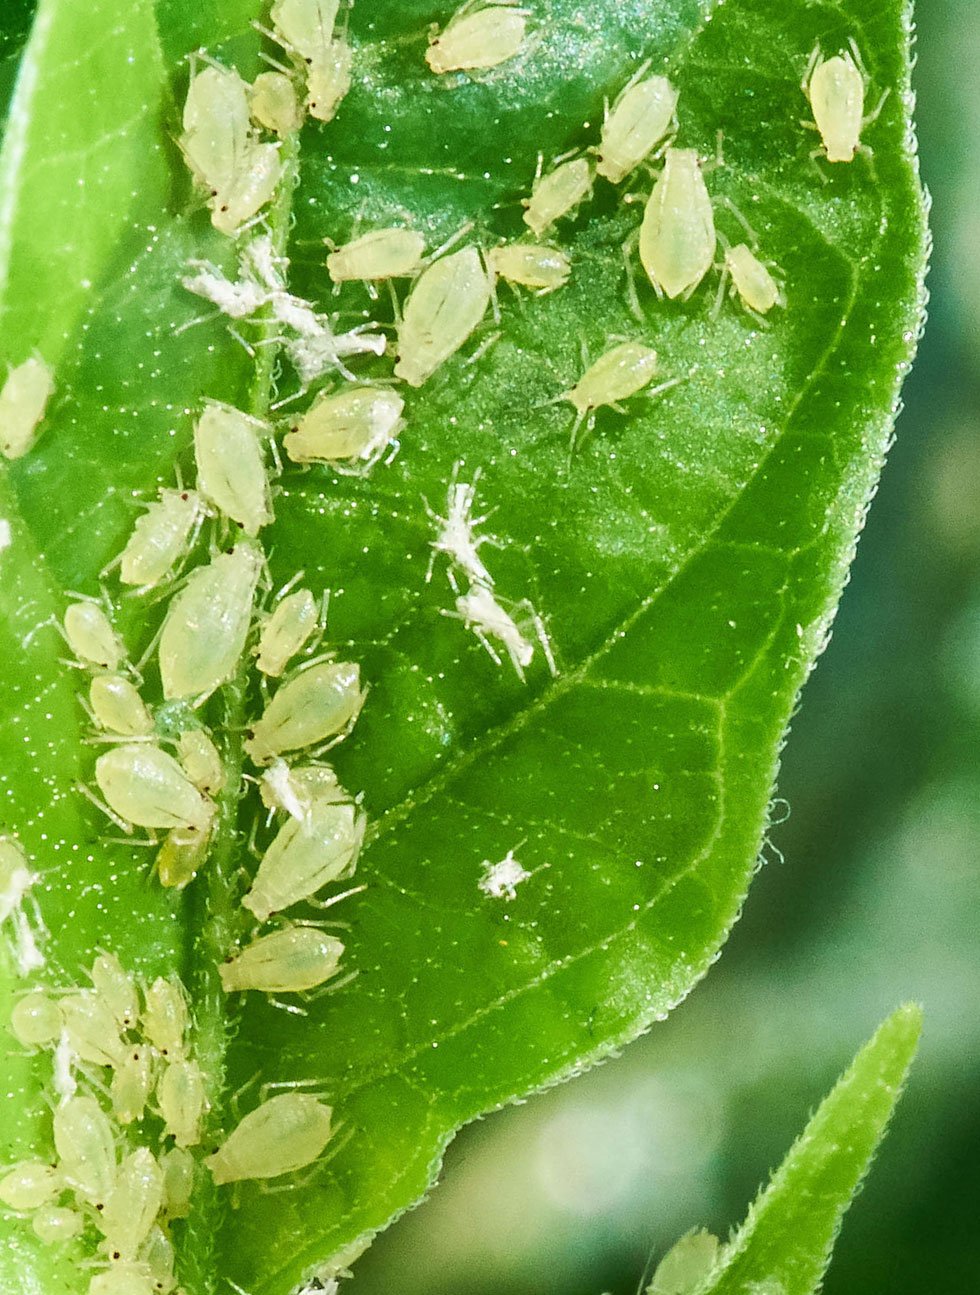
[0,1,926,1294]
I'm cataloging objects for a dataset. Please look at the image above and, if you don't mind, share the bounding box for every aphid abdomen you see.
[160,1147,195,1219]
[142,977,188,1059]
[326,229,426,283]
[0,1161,61,1210]
[91,951,140,1030]
[110,1045,156,1125]
[220,925,345,993]
[118,489,203,589]
[809,53,864,162]
[141,1226,177,1294]
[32,1205,83,1245]
[245,660,364,764]
[156,823,211,890]
[569,341,659,412]
[639,147,716,299]
[426,5,528,74]
[242,800,365,921]
[597,75,678,183]
[97,1147,164,1260]
[250,71,303,136]
[488,242,571,292]
[205,1092,334,1184]
[59,990,126,1068]
[648,1228,720,1294]
[283,386,405,468]
[194,402,273,536]
[0,355,55,459]
[307,40,353,122]
[176,728,224,796]
[271,0,341,59]
[52,1095,116,1204]
[394,246,491,387]
[94,744,214,831]
[89,676,154,737]
[63,602,124,672]
[725,244,781,314]
[257,589,320,676]
[158,1059,209,1147]
[88,1267,156,1295]
[522,157,593,238]
[181,66,250,193]
[9,991,62,1046]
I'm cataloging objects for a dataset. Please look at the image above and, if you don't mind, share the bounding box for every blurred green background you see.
[351,4,980,1292]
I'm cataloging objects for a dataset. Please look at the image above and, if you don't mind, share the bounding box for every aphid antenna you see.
[801,40,824,96]
[226,1281,253,1295]
[226,323,258,358]
[714,194,758,246]
[258,49,296,76]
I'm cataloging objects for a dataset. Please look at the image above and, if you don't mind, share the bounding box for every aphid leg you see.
[226,324,258,358]
[464,328,501,371]
[74,781,134,834]
[621,231,650,321]
[268,996,308,1017]
[808,146,831,185]
[863,86,891,130]
[641,375,686,405]
[528,608,557,676]
[710,261,731,320]
[801,42,822,98]
[846,36,869,80]
[422,219,476,268]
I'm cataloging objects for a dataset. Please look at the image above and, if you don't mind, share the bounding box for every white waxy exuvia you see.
[596,72,678,184]
[724,244,782,315]
[648,1228,720,1295]
[249,70,304,136]
[245,660,365,765]
[156,823,211,890]
[0,355,55,459]
[326,229,426,284]
[118,488,204,590]
[97,1147,164,1260]
[454,585,556,681]
[158,544,263,702]
[256,589,320,677]
[32,1205,83,1245]
[259,760,347,820]
[194,401,273,536]
[426,1,528,74]
[142,976,188,1059]
[804,48,866,163]
[220,924,345,993]
[283,386,405,471]
[94,744,214,832]
[0,836,34,924]
[89,675,154,737]
[52,1095,116,1204]
[9,991,62,1046]
[176,728,224,796]
[59,990,126,1068]
[522,156,593,239]
[158,1058,209,1148]
[487,241,571,294]
[160,1147,195,1219]
[91,951,140,1031]
[0,1161,61,1210]
[63,601,124,672]
[427,471,495,591]
[394,246,491,387]
[110,1045,156,1125]
[88,1268,156,1295]
[639,146,716,299]
[241,799,365,922]
[205,1092,334,1184]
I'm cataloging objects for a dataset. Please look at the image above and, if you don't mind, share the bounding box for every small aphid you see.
[9,991,62,1046]
[724,243,782,315]
[562,340,660,449]
[220,925,345,994]
[205,1092,334,1184]
[32,1205,83,1245]
[394,246,491,387]
[155,824,211,890]
[283,386,405,472]
[158,545,263,702]
[454,585,556,681]
[256,589,320,677]
[160,1147,195,1219]
[158,1059,209,1148]
[426,1,528,74]
[245,660,365,765]
[194,401,273,536]
[98,1147,164,1261]
[647,1229,720,1295]
[487,241,571,294]
[142,977,188,1059]
[52,1095,116,1204]
[306,36,353,123]
[241,800,365,922]
[89,676,154,737]
[426,469,496,591]
[59,990,126,1068]
[249,70,304,136]
[258,760,347,821]
[63,601,124,672]
[326,228,426,284]
[88,1268,156,1295]
[638,147,716,300]
[522,156,593,239]
[596,72,678,184]
[0,355,55,459]
[117,488,204,590]
[0,1161,61,1210]
[91,951,140,1031]
[94,744,214,832]
[110,1045,156,1125]
[176,728,224,796]
[140,1226,177,1294]
[803,46,868,163]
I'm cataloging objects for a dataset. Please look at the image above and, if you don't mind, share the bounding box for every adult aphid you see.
[205,1092,334,1184]
[249,70,304,137]
[326,228,426,286]
[283,386,405,473]
[59,989,127,1068]
[394,245,492,387]
[802,42,885,165]
[256,587,323,677]
[52,1095,116,1205]
[245,660,365,765]
[158,1058,209,1148]
[63,599,125,672]
[241,799,365,922]
[269,0,351,123]
[194,401,274,536]
[89,675,154,738]
[426,1,529,75]
[114,488,205,591]
[94,744,214,833]
[176,727,225,796]
[638,146,716,300]
[142,976,189,1059]
[0,355,54,459]
[220,924,345,994]
[522,155,593,239]
[648,1229,720,1295]
[487,241,571,295]
[141,1226,177,1294]
[595,68,678,184]
[425,465,497,592]
[453,585,556,681]
[560,340,676,452]
[97,1147,164,1261]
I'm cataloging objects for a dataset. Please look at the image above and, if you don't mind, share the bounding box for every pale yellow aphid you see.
[32,1205,83,1245]
[724,243,782,315]
[142,977,188,1059]
[487,241,570,294]
[118,488,204,590]
[426,1,528,75]
[0,355,55,459]
[245,660,365,765]
[156,824,211,890]
[270,0,350,123]
[326,228,426,284]
[564,340,660,435]
[176,728,224,796]
[98,1147,164,1261]
[394,246,491,387]
[158,1059,208,1148]
[803,46,867,164]
[194,401,273,536]
[241,800,365,922]
[258,760,348,820]
[9,990,62,1046]
[91,951,140,1030]
[94,744,214,832]
[639,146,715,299]
[88,1268,156,1295]
[205,1092,334,1184]
[158,544,263,702]
[160,1147,195,1219]
[110,1045,156,1125]
[220,925,345,993]
[0,1161,61,1210]
[596,71,678,184]
[256,588,320,676]
[59,990,126,1068]
[53,1095,116,1204]
[140,1226,177,1294]
[283,386,405,472]
[648,1229,720,1295]
[522,156,593,239]
[89,676,154,737]
[63,601,124,672]
[249,70,303,136]
[307,36,352,123]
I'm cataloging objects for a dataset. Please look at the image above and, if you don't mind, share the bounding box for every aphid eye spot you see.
[209,189,218,198]
[305,56,312,64]
[180,491,189,500]
[95,1203,104,1212]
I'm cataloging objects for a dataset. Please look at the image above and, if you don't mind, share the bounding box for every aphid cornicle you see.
[220,924,345,993]
[426,1,528,75]
[256,588,320,677]
[52,1095,116,1204]
[245,660,365,765]
[157,544,262,702]
[9,990,62,1046]
[394,246,491,387]
[94,744,214,832]
[89,675,154,737]
[487,242,571,294]
[283,386,405,472]
[32,1205,83,1245]
[522,156,593,239]
[176,728,224,796]
[724,243,782,315]
[241,799,364,922]
[118,488,204,590]
[0,1161,61,1210]
[326,228,426,285]
[0,355,55,459]
[596,71,678,184]
[142,976,188,1059]
[803,45,868,164]
[110,1045,156,1125]
[205,1092,334,1184]
[249,70,303,137]
[63,601,124,672]
[193,401,273,536]
[639,146,716,299]
[158,1058,208,1147]
[59,990,126,1068]
[98,1147,164,1260]
[91,951,140,1031]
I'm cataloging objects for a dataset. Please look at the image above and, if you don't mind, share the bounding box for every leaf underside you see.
[0,1,926,1293]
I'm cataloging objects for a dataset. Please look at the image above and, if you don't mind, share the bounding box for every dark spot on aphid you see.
[180,492,190,500]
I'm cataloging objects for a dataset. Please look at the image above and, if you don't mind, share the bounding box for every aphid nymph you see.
[241,799,365,922]
[63,600,125,672]
[94,744,214,832]
[426,1,529,75]
[0,355,54,459]
[115,487,205,591]
[487,241,571,295]
[560,340,665,450]
[802,42,883,164]
[522,155,593,239]
[249,70,304,136]
[256,587,322,677]
[326,228,426,285]
[596,68,678,184]
[88,675,154,737]
[220,924,345,993]
[283,386,405,473]
[723,242,782,316]
[194,401,273,536]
